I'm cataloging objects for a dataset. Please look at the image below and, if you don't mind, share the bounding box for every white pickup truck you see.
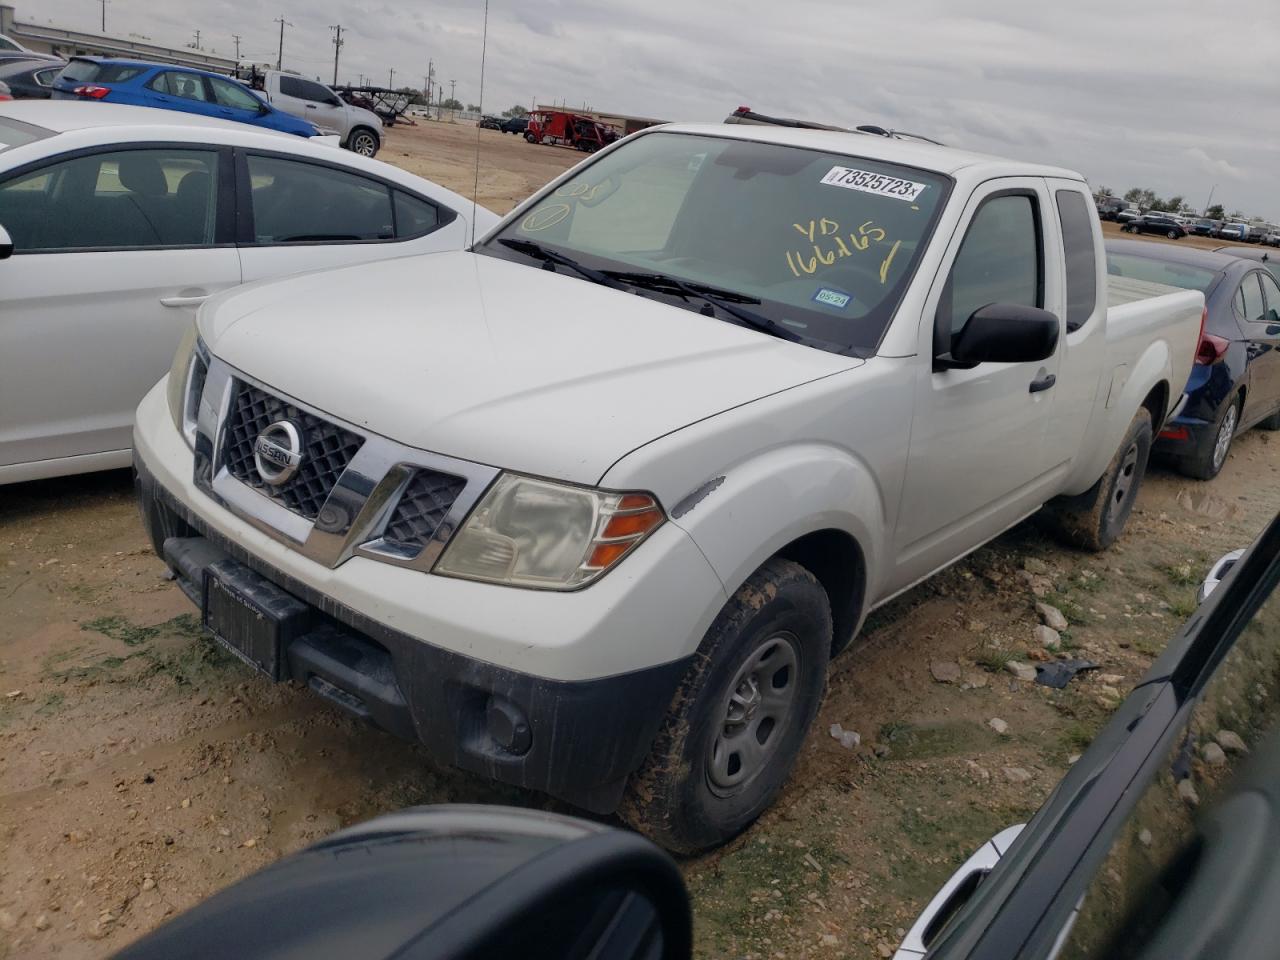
[254,69,383,157]
[133,121,1203,853]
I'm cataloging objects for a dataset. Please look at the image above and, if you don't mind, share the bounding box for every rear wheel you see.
[621,558,832,854]
[347,128,379,157]
[1043,408,1152,551]
[1167,229,1179,239]
[1180,395,1241,480]
[1259,408,1280,430]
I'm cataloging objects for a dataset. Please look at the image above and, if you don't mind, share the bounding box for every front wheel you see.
[1167,229,1179,239]
[347,128,379,157]
[1042,407,1152,551]
[620,558,832,855]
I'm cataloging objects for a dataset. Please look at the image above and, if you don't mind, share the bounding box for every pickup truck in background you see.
[253,69,383,157]
[133,122,1203,853]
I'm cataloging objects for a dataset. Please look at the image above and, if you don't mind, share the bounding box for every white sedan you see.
[0,101,498,484]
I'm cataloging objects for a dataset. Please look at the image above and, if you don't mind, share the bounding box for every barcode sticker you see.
[820,166,928,202]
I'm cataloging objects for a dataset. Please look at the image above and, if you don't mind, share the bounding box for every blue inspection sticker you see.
[812,287,852,310]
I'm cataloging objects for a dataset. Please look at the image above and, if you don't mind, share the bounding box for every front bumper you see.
[132,379,726,811]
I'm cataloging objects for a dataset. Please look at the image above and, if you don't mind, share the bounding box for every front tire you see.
[347,128,379,157]
[620,558,832,855]
[1167,229,1179,239]
[1180,395,1240,480]
[1042,407,1152,551]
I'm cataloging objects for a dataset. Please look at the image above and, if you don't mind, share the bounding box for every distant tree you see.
[440,97,463,111]
[466,103,481,112]
[1123,187,1144,204]
[1206,204,1225,220]
[1096,185,1114,198]
[502,104,528,117]
[1138,189,1157,211]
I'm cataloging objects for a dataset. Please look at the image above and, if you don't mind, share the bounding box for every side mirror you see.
[894,824,1025,958]
[115,805,693,960]
[941,303,1060,368]
[0,224,12,260]
[1198,548,1244,604]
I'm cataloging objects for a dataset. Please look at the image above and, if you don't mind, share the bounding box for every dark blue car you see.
[1107,238,1280,479]
[51,57,317,138]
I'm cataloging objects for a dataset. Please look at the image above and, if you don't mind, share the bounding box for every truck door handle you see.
[160,295,209,308]
[305,103,316,109]
[1029,374,1057,393]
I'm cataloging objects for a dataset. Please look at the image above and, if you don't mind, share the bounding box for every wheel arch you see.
[771,528,868,656]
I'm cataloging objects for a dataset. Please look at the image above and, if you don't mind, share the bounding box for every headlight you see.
[165,325,207,449]
[434,474,664,590]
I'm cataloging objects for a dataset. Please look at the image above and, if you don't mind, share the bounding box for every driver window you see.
[940,194,1042,338]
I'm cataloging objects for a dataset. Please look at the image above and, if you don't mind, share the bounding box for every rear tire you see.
[1179,395,1241,480]
[1259,408,1280,430]
[1167,229,1178,239]
[620,558,832,855]
[1042,408,1152,551]
[347,128,379,157]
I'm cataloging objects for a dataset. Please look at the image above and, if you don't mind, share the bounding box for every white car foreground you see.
[134,120,1203,852]
[0,101,498,484]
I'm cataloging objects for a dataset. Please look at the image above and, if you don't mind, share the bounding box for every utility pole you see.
[449,78,456,108]
[231,34,242,59]
[328,24,343,86]
[388,67,395,88]
[191,29,201,50]
[98,0,109,32]
[1203,183,1218,217]
[273,16,292,70]
[425,58,434,107]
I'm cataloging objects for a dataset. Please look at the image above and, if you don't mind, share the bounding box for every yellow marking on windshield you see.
[783,218,892,277]
[879,240,902,284]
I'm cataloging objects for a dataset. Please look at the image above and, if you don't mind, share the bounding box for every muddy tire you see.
[1179,395,1240,480]
[620,558,831,855]
[1042,407,1152,552]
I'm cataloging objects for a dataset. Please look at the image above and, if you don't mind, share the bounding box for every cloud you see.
[1183,147,1246,182]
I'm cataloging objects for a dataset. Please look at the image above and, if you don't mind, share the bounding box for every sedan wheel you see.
[1167,229,1179,239]
[1211,402,1239,473]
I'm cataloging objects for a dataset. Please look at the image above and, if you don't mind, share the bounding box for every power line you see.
[328,24,343,86]
[273,15,293,70]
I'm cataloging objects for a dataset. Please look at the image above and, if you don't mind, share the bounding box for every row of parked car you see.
[1098,197,1278,245]
[0,43,384,156]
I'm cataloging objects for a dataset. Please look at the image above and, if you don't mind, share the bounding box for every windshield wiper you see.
[497,238,624,289]
[604,270,808,345]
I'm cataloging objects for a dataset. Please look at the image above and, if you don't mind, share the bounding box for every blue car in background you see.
[51,57,317,138]
[1107,238,1280,479]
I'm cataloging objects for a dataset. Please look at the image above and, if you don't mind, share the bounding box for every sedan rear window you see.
[59,60,145,84]
[0,116,51,152]
[1106,252,1218,293]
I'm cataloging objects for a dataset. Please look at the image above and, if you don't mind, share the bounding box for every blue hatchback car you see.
[51,57,317,138]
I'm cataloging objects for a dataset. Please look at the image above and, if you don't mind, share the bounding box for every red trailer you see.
[524,111,620,152]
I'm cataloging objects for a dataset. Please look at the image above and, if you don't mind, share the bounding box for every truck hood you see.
[200,252,858,484]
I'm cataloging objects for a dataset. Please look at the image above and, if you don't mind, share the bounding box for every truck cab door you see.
[891,178,1066,588]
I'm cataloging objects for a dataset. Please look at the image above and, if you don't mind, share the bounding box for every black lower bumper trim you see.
[134,454,693,813]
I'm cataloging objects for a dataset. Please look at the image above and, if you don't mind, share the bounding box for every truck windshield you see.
[479,132,951,355]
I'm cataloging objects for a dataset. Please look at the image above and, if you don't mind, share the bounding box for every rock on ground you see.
[1035,602,1069,631]
[1034,625,1061,649]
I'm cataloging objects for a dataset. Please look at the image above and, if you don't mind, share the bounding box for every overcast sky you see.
[29,0,1280,219]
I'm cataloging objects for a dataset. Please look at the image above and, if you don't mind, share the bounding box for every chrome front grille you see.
[222,382,365,521]
[192,355,498,572]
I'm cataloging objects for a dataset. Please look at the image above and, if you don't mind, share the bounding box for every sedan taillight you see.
[73,85,111,99]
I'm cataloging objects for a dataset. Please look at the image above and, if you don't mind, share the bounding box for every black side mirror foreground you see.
[938,303,1061,369]
[116,805,693,960]
[0,224,12,260]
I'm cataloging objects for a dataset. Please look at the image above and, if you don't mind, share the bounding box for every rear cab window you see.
[1056,189,1098,332]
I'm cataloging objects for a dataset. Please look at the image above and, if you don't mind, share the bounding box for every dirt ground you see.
[2,119,1279,959]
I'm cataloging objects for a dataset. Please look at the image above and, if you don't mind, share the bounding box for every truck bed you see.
[1105,275,1192,308]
